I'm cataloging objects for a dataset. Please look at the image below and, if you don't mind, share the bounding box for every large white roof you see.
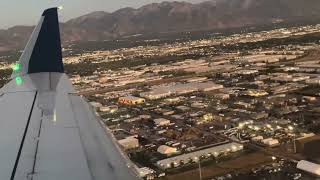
[297,160,320,176]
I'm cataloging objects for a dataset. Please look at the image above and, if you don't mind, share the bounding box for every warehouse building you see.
[137,167,156,178]
[261,138,280,147]
[306,77,320,85]
[156,142,243,170]
[100,105,118,113]
[157,145,178,156]
[140,82,223,100]
[118,136,139,150]
[90,101,103,109]
[154,118,171,126]
[118,96,145,105]
[297,160,320,176]
[140,89,173,100]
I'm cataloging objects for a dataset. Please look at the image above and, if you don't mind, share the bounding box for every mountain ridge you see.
[1,0,320,51]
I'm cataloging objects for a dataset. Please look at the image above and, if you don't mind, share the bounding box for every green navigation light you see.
[15,76,23,85]
[12,63,21,72]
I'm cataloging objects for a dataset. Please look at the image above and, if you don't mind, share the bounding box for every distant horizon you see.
[0,0,206,29]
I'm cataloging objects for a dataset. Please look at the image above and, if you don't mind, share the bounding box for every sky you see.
[0,0,204,29]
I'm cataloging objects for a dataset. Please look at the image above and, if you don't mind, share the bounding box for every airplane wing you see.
[0,8,140,180]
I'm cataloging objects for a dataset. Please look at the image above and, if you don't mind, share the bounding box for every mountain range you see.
[2,0,320,52]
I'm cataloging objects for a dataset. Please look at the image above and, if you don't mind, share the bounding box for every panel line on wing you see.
[2,91,36,94]
[30,110,44,179]
[10,91,38,180]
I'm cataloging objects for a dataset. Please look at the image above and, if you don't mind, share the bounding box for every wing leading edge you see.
[0,8,140,180]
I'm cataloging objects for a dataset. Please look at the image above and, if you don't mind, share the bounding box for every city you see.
[1,21,320,180]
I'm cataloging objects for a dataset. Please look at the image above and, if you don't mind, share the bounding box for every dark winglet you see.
[42,7,59,16]
[28,7,64,74]
[15,7,64,77]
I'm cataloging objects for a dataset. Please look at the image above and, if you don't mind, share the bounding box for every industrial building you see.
[244,90,269,97]
[118,136,140,150]
[118,96,146,105]
[251,136,280,147]
[140,82,223,100]
[140,89,172,100]
[90,101,103,108]
[154,118,171,126]
[137,167,156,178]
[100,105,119,113]
[157,145,178,156]
[156,143,243,170]
[306,77,320,85]
[297,160,320,176]
[261,138,280,147]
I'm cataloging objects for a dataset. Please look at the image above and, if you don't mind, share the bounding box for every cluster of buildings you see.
[140,82,223,100]
[82,47,320,177]
[13,23,319,180]
[157,142,243,170]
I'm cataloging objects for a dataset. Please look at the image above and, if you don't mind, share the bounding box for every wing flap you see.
[70,95,140,180]
[32,127,92,180]
[31,92,92,180]
[0,92,36,179]
[13,93,43,180]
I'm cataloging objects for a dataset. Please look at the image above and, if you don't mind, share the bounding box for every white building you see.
[90,102,103,109]
[140,82,223,100]
[100,105,118,113]
[137,167,155,178]
[156,143,243,170]
[195,82,224,91]
[118,96,145,105]
[297,160,320,176]
[306,77,320,85]
[140,89,172,100]
[251,136,264,142]
[261,138,280,147]
[154,118,171,126]
[157,145,177,156]
[186,77,208,82]
[118,136,139,150]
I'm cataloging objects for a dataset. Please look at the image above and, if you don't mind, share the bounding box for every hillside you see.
[1,0,320,51]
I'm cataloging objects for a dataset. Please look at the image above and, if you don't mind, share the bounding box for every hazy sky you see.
[0,0,204,29]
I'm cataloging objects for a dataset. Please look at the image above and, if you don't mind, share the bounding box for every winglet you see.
[13,7,64,77]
